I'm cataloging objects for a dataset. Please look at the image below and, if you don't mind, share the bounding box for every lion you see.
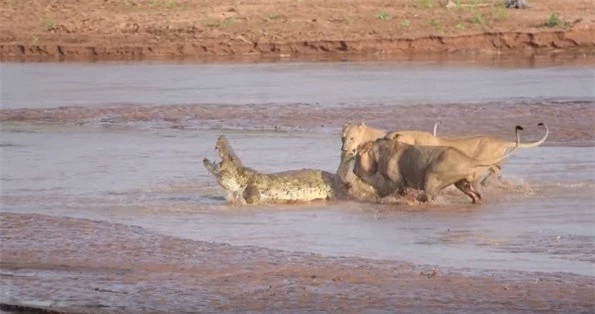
[341,122,439,160]
[352,126,523,204]
[391,122,549,184]
[342,122,548,185]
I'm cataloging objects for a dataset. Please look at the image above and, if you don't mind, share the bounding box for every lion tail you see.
[433,121,440,137]
[517,122,548,148]
[476,125,523,167]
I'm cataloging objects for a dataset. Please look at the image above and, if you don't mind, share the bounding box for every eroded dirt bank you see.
[1,213,593,313]
[0,0,593,60]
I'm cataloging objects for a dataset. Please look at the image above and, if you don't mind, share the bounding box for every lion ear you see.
[388,132,400,140]
[341,123,350,136]
[358,123,366,130]
[342,122,350,133]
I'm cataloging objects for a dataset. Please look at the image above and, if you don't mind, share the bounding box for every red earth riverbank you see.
[1,0,593,60]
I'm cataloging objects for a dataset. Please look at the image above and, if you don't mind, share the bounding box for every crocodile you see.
[203,135,376,204]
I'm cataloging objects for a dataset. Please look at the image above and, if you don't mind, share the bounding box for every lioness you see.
[353,126,523,204]
[389,122,548,184]
[341,122,438,159]
[343,122,548,185]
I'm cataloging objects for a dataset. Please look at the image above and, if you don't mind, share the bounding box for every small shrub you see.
[469,10,485,25]
[144,0,177,8]
[455,22,465,30]
[164,0,177,9]
[267,13,280,20]
[343,15,353,25]
[205,18,220,28]
[490,5,509,23]
[223,17,237,26]
[416,0,435,9]
[376,11,391,20]
[400,19,410,28]
[455,0,462,10]
[544,12,561,27]
[42,13,54,31]
[429,18,444,33]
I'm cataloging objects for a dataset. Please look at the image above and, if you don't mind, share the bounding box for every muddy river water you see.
[0,59,594,312]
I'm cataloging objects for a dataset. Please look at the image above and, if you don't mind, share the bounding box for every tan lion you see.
[341,122,439,159]
[388,122,548,184]
[342,122,548,185]
[352,126,523,204]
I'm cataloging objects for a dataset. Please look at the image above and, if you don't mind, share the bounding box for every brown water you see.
[1,60,594,313]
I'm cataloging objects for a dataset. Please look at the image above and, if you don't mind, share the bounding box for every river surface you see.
[1,61,593,108]
[0,59,594,312]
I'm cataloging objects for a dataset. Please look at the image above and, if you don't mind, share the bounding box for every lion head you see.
[341,123,374,157]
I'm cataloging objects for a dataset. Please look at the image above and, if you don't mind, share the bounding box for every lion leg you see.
[469,183,482,203]
[480,165,501,186]
[423,173,442,204]
[358,172,394,198]
[454,180,479,204]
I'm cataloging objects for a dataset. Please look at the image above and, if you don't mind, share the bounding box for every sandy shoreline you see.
[2,100,594,145]
[1,213,593,313]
